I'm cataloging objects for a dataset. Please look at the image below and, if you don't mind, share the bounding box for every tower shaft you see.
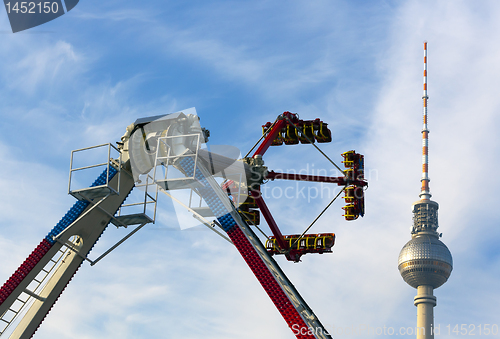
[420,41,431,200]
[414,285,436,339]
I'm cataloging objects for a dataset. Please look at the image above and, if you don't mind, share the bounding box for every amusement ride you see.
[0,110,367,339]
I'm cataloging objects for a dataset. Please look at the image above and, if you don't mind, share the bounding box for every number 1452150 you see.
[445,324,499,336]
[5,2,60,14]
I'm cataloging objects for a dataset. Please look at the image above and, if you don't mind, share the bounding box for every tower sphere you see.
[398,235,453,289]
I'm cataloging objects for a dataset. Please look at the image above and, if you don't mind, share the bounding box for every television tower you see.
[398,42,453,339]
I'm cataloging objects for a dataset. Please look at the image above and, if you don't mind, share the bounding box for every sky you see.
[1,0,499,338]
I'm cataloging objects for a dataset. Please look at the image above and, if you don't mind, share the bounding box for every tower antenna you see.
[420,41,431,200]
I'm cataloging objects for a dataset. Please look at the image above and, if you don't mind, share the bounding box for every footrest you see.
[111,213,153,227]
[157,178,204,191]
[191,207,214,217]
[70,186,118,201]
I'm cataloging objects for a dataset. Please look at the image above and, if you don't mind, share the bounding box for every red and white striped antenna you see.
[420,41,431,200]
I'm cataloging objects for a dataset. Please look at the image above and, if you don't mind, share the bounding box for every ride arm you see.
[266,170,367,187]
[0,164,135,339]
[253,119,286,157]
[249,189,288,252]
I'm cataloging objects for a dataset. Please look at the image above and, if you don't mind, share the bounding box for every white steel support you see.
[6,165,136,339]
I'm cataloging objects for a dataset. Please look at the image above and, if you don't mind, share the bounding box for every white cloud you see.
[74,8,154,23]
[2,40,82,95]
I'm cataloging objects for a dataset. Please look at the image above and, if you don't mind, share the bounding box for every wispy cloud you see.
[1,40,82,95]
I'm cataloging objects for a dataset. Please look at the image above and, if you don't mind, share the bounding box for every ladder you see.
[0,244,70,336]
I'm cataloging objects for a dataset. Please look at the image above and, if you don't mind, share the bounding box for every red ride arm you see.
[253,119,286,157]
[266,170,367,187]
[250,190,288,251]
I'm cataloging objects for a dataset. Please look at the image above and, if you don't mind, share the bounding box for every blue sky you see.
[1,1,499,338]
